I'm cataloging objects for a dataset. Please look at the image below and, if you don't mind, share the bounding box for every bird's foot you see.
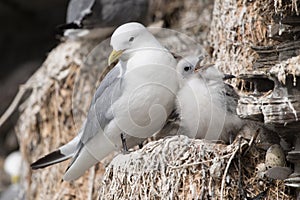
[138,143,143,149]
[121,133,129,154]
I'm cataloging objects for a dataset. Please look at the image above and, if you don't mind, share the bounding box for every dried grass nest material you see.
[99,135,293,199]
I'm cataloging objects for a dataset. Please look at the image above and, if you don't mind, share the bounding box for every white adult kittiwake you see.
[31,22,179,181]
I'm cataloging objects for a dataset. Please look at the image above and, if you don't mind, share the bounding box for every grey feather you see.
[176,56,245,143]
[67,0,149,29]
[224,83,239,114]
[80,63,124,145]
[67,0,94,25]
[197,65,239,115]
[66,63,124,170]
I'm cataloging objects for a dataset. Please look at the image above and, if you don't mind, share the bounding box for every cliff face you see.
[10,0,300,199]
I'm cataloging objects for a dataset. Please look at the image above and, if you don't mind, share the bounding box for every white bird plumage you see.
[175,56,244,143]
[31,22,179,181]
[4,151,22,185]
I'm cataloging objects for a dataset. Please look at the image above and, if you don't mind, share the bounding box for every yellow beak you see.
[108,49,124,65]
[11,175,20,184]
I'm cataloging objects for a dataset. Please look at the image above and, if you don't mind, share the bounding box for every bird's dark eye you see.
[184,66,191,71]
[129,37,134,42]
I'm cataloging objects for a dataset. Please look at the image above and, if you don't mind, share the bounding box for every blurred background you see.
[0,0,69,191]
[0,0,69,153]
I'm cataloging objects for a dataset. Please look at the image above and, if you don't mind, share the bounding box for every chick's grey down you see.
[175,56,244,143]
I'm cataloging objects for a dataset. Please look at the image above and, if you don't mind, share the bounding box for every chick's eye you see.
[184,66,191,72]
[129,37,134,42]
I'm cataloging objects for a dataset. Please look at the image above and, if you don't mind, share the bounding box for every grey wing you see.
[80,63,124,145]
[66,0,95,24]
[81,0,149,28]
[65,63,124,172]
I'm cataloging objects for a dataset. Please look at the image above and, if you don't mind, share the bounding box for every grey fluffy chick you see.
[175,56,244,143]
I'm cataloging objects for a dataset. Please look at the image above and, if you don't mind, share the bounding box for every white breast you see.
[106,49,179,140]
[177,75,232,142]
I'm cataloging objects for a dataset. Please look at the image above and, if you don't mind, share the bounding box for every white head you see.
[176,56,199,79]
[176,56,224,84]
[108,22,161,65]
[4,151,22,184]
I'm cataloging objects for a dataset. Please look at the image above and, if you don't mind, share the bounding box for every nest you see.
[99,135,293,199]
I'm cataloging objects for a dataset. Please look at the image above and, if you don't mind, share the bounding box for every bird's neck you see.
[121,40,165,62]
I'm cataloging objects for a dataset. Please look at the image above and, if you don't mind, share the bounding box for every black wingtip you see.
[223,74,236,80]
[31,150,70,170]
[56,22,81,31]
[55,22,82,36]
